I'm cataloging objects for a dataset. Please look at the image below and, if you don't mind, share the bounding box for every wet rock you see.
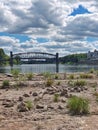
[17,102,29,112]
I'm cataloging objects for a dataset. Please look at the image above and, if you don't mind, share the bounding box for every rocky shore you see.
[0,72,98,130]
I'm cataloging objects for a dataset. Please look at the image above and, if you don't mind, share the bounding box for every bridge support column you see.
[56,53,59,73]
[10,51,13,67]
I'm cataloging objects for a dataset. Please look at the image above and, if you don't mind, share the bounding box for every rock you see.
[60,90,68,96]
[29,91,32,94]
[58,105,64,110]
[32,92,38,96]
[17,102,29,112]
[36,104,44,109]
[6,73,13,77]
[23,93,30,97]
[2,99,14,107]
[0,115,5,121]
[18,96,23,101]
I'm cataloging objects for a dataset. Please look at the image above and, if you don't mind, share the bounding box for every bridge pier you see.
[56,53,59,73]
[10,51,13,67]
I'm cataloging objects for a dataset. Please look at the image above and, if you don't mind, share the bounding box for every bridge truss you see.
[10,51,59,73]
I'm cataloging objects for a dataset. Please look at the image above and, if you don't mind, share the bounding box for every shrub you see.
[25,100,33,110]
[46,78,53,87]
[2,80,10,88]
[67,96,89,115]
[57,81,61,85]
[53,93,59,102]
[26,73,34,80]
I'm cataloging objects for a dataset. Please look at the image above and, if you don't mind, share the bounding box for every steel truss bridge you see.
[10,51,59,72]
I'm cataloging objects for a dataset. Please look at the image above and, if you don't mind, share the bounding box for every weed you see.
[54,74,59,79]
[26,73,34,80]
[53,93,59,102]
[80,73,93,79]
[1,80,10,88]
[69,74,74,79]
[57,81,61,85]
[89,68,95,73]
[43,72,52,79]
[11,69,20,79]
[67,96,89,115]
[46,78,53,87]
[74,80,86,87]
[25,100,33,110]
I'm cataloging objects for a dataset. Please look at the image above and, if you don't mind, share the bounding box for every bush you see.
[46,78,53,87]
[2,80,10,88]
[89,68,95,73]
[54,74,59,79]
[67,96,89,115]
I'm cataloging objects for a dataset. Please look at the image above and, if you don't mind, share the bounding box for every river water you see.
[0,64,98,74]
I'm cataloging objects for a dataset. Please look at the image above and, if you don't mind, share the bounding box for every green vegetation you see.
[26,73,34,80]
[68,74,74,79]
[46,78,53,87]
[54,74,59,79]
[11,69,20,79]
[42,72,52,79]
[67,96,89,115]
[25,100,33,110]
[80,73,93,79]
[2,80,10,88]
[89,68,95,73]
[60,53,87,64]
[53,93,59,102]
[68,80,86,87]
[0,48,9,66]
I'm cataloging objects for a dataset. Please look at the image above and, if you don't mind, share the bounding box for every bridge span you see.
[10,51,59,73]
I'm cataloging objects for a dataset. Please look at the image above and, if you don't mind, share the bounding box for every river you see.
[0,64,98,74]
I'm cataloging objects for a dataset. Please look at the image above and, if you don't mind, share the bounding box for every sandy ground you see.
[0,72,98,130]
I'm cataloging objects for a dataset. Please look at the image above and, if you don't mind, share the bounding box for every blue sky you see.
[0,0,98,56]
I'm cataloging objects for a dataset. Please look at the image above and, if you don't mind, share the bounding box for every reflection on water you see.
[0,64,98,74]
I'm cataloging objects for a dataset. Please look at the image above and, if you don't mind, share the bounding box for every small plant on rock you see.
[67,96,89,115]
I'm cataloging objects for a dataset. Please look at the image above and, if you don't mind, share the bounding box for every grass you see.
[26,73,34,80]
[53,93,59,102]
[89,68,95,73]
[42,72,52,79]
[46,78,54,87]
[11,69,20,79]
[1,80,10,88]
[67,96,89,115]
[68,80,86,87]
[25,100,33,110]
[80,73,93,79]
[68,74,74,79]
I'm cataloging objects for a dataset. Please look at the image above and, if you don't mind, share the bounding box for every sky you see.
[0,0,98,56]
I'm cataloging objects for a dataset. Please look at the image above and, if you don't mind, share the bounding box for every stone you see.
[2,99,14,107]
[17,102,29,112]
[36,104,44,109]
[18,96,23,101]
[23,93,30,97]
[32,92,38,96]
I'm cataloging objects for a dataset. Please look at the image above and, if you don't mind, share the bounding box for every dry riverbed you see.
[0,72,98,130]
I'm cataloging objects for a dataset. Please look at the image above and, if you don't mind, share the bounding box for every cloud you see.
[0,0,98,56]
